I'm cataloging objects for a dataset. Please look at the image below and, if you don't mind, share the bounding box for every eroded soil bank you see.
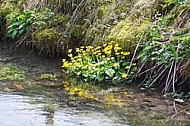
[0,42,189,126]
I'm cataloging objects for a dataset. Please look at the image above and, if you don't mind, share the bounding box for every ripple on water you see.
[0,93,128,126]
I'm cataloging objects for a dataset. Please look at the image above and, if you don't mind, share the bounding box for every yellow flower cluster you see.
[62,42,137,82]
[62,59,71,68]
[103,43,112,55]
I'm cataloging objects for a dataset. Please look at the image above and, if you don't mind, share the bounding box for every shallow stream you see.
[0,43,189,126]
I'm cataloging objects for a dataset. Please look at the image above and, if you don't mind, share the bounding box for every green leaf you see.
[11,30,18,39]
[105,68,115,77]
[18,28,26,35]
[8,22,19,29]
[97,76,104,82]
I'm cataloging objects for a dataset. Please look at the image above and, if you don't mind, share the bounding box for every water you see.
[0,43,189,126]
[0,92,128,126]
[0,44,130,126]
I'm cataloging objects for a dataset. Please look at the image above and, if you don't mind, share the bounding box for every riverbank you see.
[0,42,189,126]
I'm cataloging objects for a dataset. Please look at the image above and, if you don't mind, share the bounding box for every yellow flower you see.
[78,91,84,97]
[114,46,121,51]
[68,53,73,58]
[123,52,130,56]
[86,48,91,52]
[89,95,94,99]
[115,43,119,47]
[113,63,120,67]
[63,61,70,68]
[77,58,82,62]
[63,81,69,86]
[122,73,127,78]
[86,46,93,49]
[63,85,67,88]
[65,87,70,91]
[97,53,101,56]
[80,48,84,52]
[103,43,107,47]
[108,45,113,49]
[133,63,136,66]
[62,59,66,62]
[76,48,80,52]
[105,50,111,55]
[125,66,130,69]
[70,90,75,95]
[95,46,101,50]
[80,46,85,48]
[111,57,115,60]
[68,49,72,53]
[93,52,97,55]
[115,52,120,55]
[107,57,111,60]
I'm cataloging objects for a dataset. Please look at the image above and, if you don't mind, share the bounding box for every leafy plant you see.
[62,43,137,83]
[40,73,57,81]
[0,65,25,81]
[6,10,35,39]
[137,12,190,93]
[32,8,55,30]
[6,8,55,39]
[165,0,187,5]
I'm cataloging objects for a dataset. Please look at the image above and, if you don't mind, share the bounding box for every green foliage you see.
[6,8,55,39]
[165,0,187,5]
[0,65,25,81]
[138,11,190,92]
[40,73,57,81]
[139,18,190,68]
[32,8,55,30]
[6,10,35,39]
[62,43,137,83]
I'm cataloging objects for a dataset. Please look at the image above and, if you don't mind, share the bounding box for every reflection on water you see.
[0,93,128,126]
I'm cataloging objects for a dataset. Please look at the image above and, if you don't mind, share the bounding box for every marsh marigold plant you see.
[62,43,136,83]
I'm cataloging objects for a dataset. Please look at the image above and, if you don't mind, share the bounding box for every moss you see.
[0,1,15,18]
[113,0,138,21]
[26,0,66,11]
[97,1,115,19]
[169,1,190,28]
[32,28,66,54]
[105,18,151,52]
[54,13,68,28]
[70,24,86,40]
[32,27,80,55]
[130,0,161,19]
[83,0,159,47]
